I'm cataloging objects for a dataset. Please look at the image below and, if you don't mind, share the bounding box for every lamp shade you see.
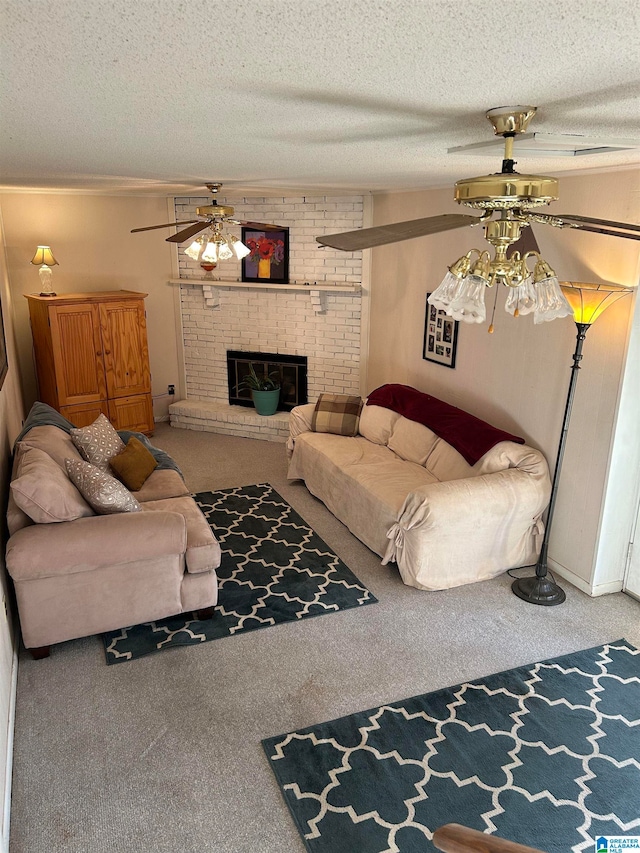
[31,246,58,266]
[560,281,631,325]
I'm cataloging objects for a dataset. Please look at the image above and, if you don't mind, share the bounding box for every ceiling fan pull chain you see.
[488,283,500,334]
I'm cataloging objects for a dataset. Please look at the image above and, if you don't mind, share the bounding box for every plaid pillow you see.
[311,393,363,437]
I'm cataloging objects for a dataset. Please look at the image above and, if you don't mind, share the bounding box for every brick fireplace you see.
[169,193,367,441]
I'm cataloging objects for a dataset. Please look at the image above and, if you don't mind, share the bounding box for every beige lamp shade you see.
[31,246,58,266]
[560,281,631,325]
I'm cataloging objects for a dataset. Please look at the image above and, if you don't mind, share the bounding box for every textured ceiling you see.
[1,0,639,195]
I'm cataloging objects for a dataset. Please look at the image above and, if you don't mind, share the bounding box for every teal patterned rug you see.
[263,640,640,852]
[103,484,377,664]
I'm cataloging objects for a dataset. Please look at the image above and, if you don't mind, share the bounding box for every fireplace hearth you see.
[227,350,308,412]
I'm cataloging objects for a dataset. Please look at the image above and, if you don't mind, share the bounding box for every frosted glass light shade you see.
[428,271,463,312]
[201,241,218,263]
[228,235,251,260]
[504,276,537,316]
[533,276,573,324]
[560,281,632,325]
[217,240,234,261]
[448,275,487,323]
[184,239,203,261]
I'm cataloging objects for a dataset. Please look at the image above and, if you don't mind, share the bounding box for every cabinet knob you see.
[104,350,111,355]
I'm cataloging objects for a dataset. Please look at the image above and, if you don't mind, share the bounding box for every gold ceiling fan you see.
[131,182,281,244]
[316,106,640,254]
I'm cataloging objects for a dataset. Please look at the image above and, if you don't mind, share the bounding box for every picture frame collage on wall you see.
[423,293,459,368]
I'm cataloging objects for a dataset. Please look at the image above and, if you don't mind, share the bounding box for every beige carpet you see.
[9,423,640,853]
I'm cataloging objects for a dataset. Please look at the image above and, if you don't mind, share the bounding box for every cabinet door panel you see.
[100,300,151,398]
[60,400,110,428]
[108,394,154,434]
[49,304,107,405]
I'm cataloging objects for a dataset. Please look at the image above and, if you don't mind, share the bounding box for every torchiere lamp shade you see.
[560,281,631,325]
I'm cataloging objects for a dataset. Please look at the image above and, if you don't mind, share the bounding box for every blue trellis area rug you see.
[263,640,640,853]
[103,484,377,664]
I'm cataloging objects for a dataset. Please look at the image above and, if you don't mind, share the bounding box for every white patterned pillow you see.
[65,458,141,515]
[70,414,125,469]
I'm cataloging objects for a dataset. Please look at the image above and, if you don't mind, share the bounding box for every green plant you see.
[237,363,281,392]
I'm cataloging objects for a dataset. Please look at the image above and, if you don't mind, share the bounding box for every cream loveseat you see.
[287,385,551,591]
[5,404,221,656]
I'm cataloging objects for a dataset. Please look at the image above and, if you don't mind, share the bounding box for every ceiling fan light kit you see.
[131,182,278,264]
[316,105,639,331]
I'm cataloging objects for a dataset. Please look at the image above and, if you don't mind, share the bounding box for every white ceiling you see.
[1,0,640,196]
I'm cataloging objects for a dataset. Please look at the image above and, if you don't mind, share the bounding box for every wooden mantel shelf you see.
[169,277,361,313]
[168,278,361,293]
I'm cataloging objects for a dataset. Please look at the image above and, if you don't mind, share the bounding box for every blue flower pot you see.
[251,389,280,416]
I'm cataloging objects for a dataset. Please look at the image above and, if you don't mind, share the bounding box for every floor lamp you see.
[512,281,632,606]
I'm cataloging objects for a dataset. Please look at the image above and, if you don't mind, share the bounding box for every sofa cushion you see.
[388,416,439,466]
[10,445,94,524]
[132,469,191,503]
[18,425,84,471]
[140,497,221,573]
[70,413,125,469]
[311,393,363,437]
[358,404,401,446]
[109,436,158,491]
[66,459,141,515]
[424,438,477,482]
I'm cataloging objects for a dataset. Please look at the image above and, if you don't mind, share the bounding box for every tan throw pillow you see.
[311,393,364,437]
[70,413,125,469]
[65,458,141,515]
[109,436,158,491]
[10,444,94,523]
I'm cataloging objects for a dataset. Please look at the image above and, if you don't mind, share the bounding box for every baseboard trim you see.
[548,560,623,597]
[2,639,18,853]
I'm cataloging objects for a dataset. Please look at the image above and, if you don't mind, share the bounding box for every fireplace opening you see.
[227,351,308,412]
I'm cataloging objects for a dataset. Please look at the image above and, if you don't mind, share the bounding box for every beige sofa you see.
[287,393,551,591]
[5,416,221,656]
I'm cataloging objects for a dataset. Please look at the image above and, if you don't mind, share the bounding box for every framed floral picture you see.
[423,293,458,369]
[241,227,289,284]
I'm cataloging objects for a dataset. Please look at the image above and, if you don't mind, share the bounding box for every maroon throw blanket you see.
[366,384,524,465]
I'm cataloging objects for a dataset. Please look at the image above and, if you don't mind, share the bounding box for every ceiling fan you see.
[316,106,640,253]
[131,182,282,244]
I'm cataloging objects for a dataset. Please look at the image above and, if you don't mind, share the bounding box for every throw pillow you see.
[70,413,125,469]
[311,393,363,437]
[109,436,158,491]
[10,444,94,523]
[65,458,141,515]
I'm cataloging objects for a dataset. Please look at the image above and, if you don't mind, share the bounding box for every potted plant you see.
[237,363,281,416]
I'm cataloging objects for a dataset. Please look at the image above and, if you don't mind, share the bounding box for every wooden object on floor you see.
[30,646,50,660]
[433,824,545,853]
[26,290,154,434]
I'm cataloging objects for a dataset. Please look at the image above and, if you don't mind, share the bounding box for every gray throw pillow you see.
[70,413,125,469]
[65,458,141,515]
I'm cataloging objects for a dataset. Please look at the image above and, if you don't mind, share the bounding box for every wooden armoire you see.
[26,290,154,434]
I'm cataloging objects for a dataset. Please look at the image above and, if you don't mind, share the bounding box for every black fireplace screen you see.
[227,350,308,412]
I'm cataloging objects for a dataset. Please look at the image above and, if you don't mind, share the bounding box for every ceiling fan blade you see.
[166,221,210,243]
[237,221,283,231]
[534,213,640,241]
[510,226,540,255]
[131,220,198,234]
[317,214,481,251]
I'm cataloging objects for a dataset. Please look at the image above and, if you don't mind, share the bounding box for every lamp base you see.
[511,575,566,606]
[39,291,57,297]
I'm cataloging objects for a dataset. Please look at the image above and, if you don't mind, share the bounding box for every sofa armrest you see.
[383,468,551,590]
[286,403,316,459]
[6,511,187,581]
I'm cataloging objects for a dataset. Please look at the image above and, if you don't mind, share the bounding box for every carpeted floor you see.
[9,424,640,853]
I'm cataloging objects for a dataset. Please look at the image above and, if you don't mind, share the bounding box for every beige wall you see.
[0,193,180,421]
[368,168,640,588]
[0,208,26,848]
